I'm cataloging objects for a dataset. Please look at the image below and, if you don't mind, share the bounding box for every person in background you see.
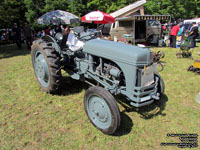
[20,29,25,43]
[170,23,180,48]
[162,23,170,46]
[61,25,65,34]
[61,25,66,35]
[50,27,55,36]
[1,31,6,41]
[12,23,22,49]
[198,23,200,33]
[60,25,70,48]
[65,26,70,36]
[41,30,45,37]
[5,29,9,42]
[162,23,167,32]
[55,25,62,33]
[44,27,50,36]
[176,23,183,46]
[189,22,199,49]
[177,23,183,36]
[36,31,41,38]
[8,29,13,43]
[23,22,33,49]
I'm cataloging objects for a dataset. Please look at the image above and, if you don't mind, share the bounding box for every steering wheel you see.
[88,31,98,38]
[73,31,80,37]
[79,31,99,41]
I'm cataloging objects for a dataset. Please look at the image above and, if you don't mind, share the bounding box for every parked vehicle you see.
[110,15,171,45]
[183,19,200,25]
[183,19,200,39]
[31,26,165,135]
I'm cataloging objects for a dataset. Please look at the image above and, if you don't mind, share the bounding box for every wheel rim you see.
[86,95,112,129]
[33,48,50,88]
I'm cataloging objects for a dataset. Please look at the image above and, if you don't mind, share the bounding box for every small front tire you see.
[84,86,121,135]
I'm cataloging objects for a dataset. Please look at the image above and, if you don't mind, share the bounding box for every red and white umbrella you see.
[81,10,115,24]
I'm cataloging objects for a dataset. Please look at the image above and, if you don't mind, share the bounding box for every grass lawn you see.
[0,43,199,150]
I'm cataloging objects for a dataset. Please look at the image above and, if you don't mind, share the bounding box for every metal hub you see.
[87,95,112,129]
[34,50,50,87]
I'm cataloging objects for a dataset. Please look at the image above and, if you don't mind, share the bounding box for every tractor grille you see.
[133,76,158,101]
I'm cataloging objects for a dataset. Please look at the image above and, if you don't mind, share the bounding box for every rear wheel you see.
[84,86,121,135]
[31,39,61,94]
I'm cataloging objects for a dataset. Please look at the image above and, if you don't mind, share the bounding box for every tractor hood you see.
[83,39,152,65]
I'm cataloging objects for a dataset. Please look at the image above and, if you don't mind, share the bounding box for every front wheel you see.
[84,86,121,135]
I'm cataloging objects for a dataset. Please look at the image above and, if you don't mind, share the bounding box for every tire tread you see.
[31,39,61,94]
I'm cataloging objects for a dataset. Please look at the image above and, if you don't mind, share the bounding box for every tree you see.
[43,0,70,12]
[1,0,199,29]
[68,0,137,17]
[0,0,26,28]
[68,0,88,17]
[144,0,200,21]
[24,0,45,29]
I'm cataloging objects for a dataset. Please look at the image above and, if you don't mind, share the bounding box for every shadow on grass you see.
[112,94,168,136]
[117,94,168,120]
[58,76,88,96]
[0,44,30,59]
[110,94,168,136]
[113,112,133,136]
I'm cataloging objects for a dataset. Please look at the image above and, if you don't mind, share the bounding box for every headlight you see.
[55,33,63,41]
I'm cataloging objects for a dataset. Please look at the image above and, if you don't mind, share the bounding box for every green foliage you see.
[0,0,26,28]
[24,0,46,28]
[44,0,70,12]
[0,0,199,29]
[85,0,137,14]
[68,0,88,17]
[144,0,200,20]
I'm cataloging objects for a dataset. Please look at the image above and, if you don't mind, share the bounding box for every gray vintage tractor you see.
[31,26,165,135]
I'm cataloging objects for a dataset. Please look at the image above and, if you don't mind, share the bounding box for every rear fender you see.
[42,35,63,57]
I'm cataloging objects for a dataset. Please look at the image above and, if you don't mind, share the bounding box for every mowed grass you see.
[0,43,199,150]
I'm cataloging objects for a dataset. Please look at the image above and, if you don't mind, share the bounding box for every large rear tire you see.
[84,86,121,135]
[31,39,61,94]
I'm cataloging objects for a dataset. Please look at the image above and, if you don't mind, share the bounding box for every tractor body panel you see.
[83,39,152,66]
